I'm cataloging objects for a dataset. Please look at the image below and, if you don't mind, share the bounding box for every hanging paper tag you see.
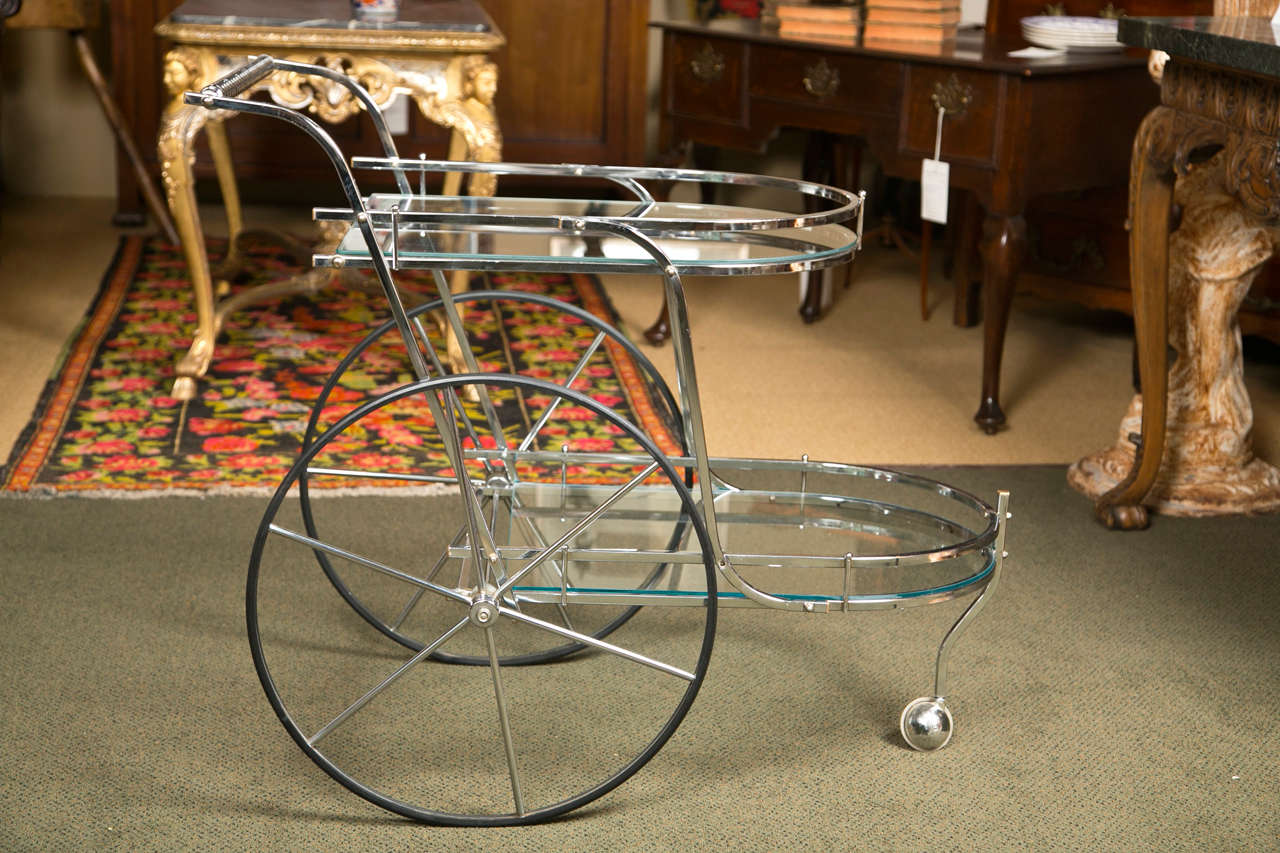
[921,159,950,224]
[921,105,949,225]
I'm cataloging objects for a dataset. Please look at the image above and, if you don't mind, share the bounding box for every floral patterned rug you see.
[1,235,680,496]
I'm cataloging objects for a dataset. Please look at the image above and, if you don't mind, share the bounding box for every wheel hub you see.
[469,595,500,627]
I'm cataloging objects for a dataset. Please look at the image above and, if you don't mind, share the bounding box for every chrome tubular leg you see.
[900,490,1010,751]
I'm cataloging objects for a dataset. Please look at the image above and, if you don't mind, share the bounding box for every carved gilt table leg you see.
[204,117,248,287]
[158,47,223,401]
[411,55,503,371]
[155,47,502,399]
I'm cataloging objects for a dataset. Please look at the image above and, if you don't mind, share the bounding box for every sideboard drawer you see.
[666,34,747,125]
[901,66,999,166]
[748,44,902,117]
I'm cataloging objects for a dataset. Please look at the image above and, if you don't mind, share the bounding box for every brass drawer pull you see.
[689,43,725,83]
[931,74,972,117]
[802,58,839,99]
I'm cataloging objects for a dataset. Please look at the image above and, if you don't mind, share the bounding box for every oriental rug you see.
[1,235,679,496]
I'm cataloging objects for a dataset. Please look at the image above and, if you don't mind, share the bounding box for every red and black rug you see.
[2,234,679,495]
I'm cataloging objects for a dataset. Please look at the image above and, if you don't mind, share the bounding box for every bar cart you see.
[187,57,1011,826]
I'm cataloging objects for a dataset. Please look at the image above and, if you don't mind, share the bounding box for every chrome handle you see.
[201,55,273,99]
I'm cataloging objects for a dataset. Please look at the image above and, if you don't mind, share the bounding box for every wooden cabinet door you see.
[476,0,648,166]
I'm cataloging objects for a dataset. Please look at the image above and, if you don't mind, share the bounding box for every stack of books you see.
[862,0,960,44]
[774,2,861,43]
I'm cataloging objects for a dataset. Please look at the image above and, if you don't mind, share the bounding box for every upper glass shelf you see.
[326,193,861,276]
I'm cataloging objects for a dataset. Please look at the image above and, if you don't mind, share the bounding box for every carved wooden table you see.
[155,0,503,399]
[1069,16,1280,528]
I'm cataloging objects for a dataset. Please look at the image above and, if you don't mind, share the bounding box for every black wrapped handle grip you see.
[200,55,274,100]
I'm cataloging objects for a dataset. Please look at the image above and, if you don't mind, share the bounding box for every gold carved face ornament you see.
[463,57,498,107]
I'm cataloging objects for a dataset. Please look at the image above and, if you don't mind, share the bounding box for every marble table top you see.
[1119,16,1280,79]
[169,0,492,32]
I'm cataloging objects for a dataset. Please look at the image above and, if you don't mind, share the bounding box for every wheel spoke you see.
[388,587,427,632]
[389,523,469,631]
[515,511,573,598]
[517,330,607,453]
[253,369,717,824]
[487,496,519,606]
[506,512,579,630]
[305,466,467,485]
[553,603,577,632]
[268,523,469,606]
[484,628,526,816]
[459,484,501,591]
[499,606,696,682]
[495,462,659,599]
[441,381,504,479]
[308,616,470,746]
[419,382,502,593]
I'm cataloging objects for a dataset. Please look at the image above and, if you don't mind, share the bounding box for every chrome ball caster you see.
[899,696,953,751]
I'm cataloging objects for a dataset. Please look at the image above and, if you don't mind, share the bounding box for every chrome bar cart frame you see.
[188,57,1011,826]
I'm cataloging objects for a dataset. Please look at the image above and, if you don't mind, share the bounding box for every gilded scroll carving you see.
[269,54,400,123]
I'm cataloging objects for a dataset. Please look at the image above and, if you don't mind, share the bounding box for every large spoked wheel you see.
[297,291,687,661]
[248,374,717,824]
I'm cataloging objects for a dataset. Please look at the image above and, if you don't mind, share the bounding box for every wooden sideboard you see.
[983,0,1280,360]
[108,0,649,214]
[654,13,1168,431]
[654,3,1280,432]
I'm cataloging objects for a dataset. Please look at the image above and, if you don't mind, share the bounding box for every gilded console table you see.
[155,0,503,399]
[1070,16,1280,528]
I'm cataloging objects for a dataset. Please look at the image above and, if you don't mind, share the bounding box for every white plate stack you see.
[1019,15,1122,51]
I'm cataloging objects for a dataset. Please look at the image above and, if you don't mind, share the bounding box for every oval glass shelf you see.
[321,194,861,277]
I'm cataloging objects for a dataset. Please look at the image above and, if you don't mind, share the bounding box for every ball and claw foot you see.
[171,375,198,402]
[900,696,954,751]
[1095,501,1150,531]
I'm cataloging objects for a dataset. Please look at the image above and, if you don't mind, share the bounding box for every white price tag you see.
[381,94,410,136]
[921,158,950,224]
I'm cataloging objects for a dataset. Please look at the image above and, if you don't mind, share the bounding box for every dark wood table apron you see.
[652,15,1155,433]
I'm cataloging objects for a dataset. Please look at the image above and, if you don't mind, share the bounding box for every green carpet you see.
[2,465,1276,849]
